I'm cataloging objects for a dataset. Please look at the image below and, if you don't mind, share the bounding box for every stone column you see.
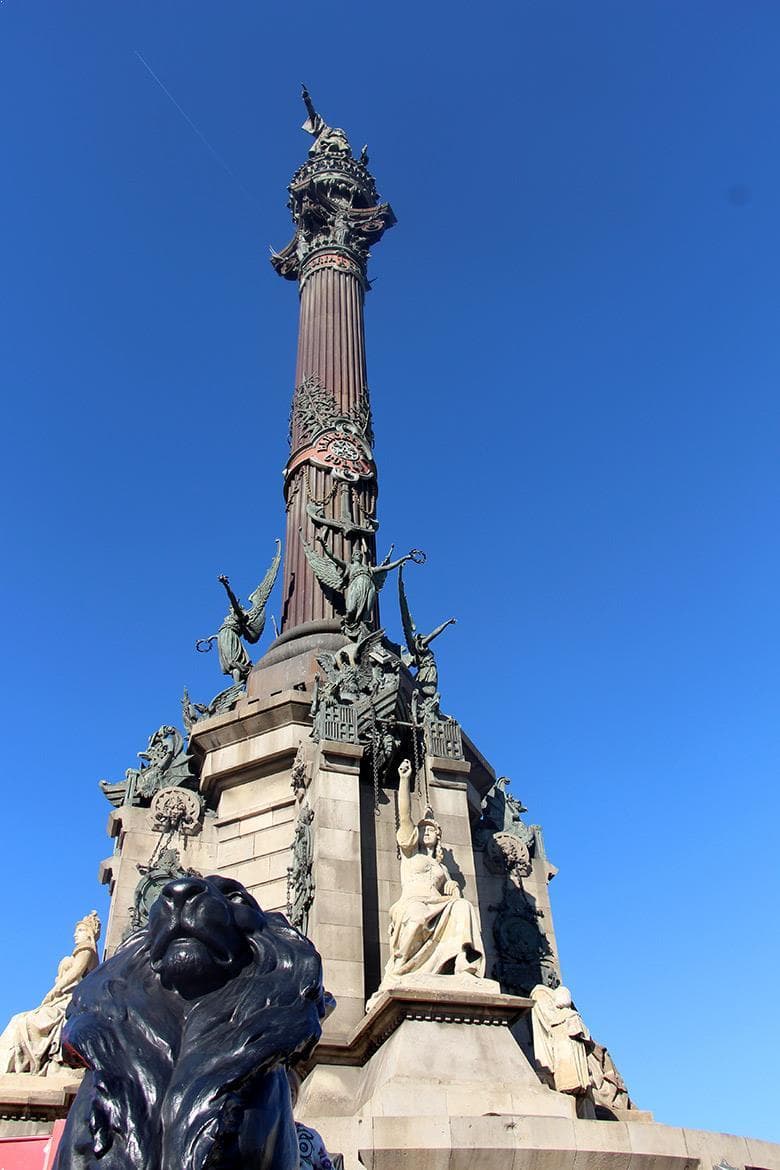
[307,739,366,1042]
[282,254,378,632]
[270,92,395,646]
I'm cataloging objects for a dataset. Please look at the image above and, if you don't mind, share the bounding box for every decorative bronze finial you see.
[270,90,395,284]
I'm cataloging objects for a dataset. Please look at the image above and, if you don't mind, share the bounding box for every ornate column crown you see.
[271,86,396,287]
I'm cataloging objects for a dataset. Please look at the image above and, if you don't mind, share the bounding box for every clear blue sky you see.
[1,0,778,1143]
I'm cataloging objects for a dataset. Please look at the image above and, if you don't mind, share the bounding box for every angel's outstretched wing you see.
[398,565,417,659]
[371,546,396,594]
[315,649,342,689]
[245,539,282,643]
[300,532,346,597]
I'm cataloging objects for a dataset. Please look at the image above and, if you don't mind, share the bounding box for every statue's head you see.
[147,875,266,999]
[74,911,101,950]
[418,807,443,861]
[351,548,365,565]
[553,985,573,1009]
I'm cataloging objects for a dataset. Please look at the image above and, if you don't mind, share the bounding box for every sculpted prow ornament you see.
[100,725,196,808]
[305,479,379,541]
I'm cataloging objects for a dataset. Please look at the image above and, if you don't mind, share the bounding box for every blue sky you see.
[1,0,779,1142]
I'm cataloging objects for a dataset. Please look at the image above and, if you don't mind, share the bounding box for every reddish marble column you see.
[281,254,379,633]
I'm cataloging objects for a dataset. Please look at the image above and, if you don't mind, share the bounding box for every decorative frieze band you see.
[299,249,366,292]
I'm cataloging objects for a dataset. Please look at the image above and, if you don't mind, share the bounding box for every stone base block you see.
[310,1114,780,1170]
[0,1072,83,1135]
[365,971,502,1014]
[299,987,572,1125]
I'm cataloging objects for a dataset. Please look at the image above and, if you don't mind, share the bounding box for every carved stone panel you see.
[424,718,464,761]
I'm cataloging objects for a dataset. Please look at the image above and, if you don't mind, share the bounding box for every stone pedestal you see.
[297,978,573,1169]
[293,974,780,1170]
[0,1072,82,1137]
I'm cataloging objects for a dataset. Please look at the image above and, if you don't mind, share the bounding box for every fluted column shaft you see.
[281,259,378,632]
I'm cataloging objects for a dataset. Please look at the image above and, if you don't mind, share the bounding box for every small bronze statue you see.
[399,565,455,720]
[301,532,424,638]
[197,540,280,684]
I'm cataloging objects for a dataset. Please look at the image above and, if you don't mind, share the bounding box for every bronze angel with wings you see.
[399,565,455,720]
[196,540,281,685]
[300,532,424,638]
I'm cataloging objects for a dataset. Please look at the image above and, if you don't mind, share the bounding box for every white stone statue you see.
[0,911,101,1076]
[380,759,485,987]
[530,985,593,1106]
[587,1041,633,1112]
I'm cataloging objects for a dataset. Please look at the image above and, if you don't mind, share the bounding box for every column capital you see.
[271,89,395,285]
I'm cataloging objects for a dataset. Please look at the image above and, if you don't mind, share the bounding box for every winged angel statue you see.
[399,565,455,720]
[301,533,424,638]
[197,540,281,684]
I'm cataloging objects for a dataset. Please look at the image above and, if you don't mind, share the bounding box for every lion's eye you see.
[228,893,249,906]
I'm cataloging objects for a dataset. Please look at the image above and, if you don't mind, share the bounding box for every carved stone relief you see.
[476,777,558,995]
[286,746,315,936]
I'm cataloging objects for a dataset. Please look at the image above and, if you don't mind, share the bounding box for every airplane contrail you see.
[134,50,259,207]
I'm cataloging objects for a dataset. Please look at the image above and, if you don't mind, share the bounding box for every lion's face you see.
[147,875,264,999]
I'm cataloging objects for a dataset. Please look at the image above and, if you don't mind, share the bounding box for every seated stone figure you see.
[53,875,332,1170]
[0,911,100,1076]
[530,984,595,1117]
[588,1040,634,1114]
[381,759,485,988]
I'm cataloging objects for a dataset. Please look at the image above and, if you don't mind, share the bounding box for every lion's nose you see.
[161,877,209,908]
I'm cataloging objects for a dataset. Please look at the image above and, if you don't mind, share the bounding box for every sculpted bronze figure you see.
[301,532,424,638]
[54,876,329,1170]
[197,541,281,684]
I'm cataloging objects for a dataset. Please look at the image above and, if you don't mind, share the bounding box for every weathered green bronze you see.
[270,87,396,283]
[99,726,196,807]
[301,533,423,639]
[196,540,281,684]
[399,564,455,722]
[474,778,559,995]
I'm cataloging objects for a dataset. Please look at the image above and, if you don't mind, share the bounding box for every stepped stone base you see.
[297,980,780,1170]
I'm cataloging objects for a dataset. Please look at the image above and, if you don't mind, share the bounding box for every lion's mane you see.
[53,876,327,1170]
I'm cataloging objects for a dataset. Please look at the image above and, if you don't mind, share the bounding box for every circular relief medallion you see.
[150,786,202,836]
[308,427,374,479]
[286,422,376,482]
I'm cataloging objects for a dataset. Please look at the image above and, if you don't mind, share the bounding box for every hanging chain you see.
[370,699,381,816]
[285,474,301,514]
[352,485,377,523]
[411,694,430,812]
[304,467,338,510]
[147,826,174,870]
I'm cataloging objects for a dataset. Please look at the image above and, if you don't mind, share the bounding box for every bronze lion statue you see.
[54,875,329,1170]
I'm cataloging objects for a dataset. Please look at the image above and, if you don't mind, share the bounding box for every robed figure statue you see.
[378,760,485,988]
